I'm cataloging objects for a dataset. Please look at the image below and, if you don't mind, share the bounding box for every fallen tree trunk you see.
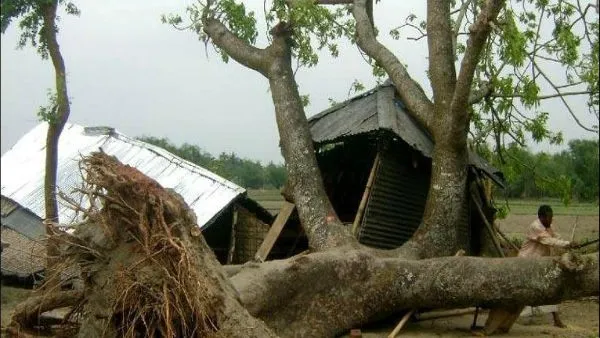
[231,249,598,337]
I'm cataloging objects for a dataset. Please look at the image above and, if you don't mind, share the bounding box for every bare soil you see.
[345,297,599,337]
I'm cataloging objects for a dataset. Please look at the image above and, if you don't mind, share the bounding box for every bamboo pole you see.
[570,215,579,242]
[352,153,381,236]
[415,308,478,321]
[470,186,505,257]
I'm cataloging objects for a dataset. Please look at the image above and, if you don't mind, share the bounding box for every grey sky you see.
[1,0,597,164]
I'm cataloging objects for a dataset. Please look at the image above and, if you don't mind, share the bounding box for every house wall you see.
[317,136,477,254]
[233,205,271,264]
[357,144,434,249]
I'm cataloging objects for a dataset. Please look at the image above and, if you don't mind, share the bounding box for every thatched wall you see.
[233,205,270,264]
[1,226,45,279]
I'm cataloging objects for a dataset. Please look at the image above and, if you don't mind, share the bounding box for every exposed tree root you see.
[9,152,274,337]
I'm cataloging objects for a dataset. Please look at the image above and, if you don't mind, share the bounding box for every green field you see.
[248,189,599,217]
[503,199,599,216]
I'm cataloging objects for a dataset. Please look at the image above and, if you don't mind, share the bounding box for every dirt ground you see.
[345,298,599,337]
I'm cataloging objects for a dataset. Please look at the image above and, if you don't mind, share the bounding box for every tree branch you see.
[451,0,505,122]
[202,17,272,76]
[352,0,434,131]
[492,90,593,100]
[427,0,457,108]
[532,60,598,133]
[452,0,473,56]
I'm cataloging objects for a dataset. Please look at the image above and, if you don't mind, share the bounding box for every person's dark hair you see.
[538,205,553,218]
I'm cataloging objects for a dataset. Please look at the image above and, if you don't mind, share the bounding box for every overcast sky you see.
[1,0,597,164]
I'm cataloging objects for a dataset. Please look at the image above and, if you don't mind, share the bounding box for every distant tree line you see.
[139,135,597,203]
[476,139,599,203]
[137,136,287,189]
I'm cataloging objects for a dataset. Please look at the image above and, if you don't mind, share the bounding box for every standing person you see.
[478,205,574,335]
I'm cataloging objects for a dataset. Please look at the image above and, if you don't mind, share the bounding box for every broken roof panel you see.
[308,82,504,186]
[1,123,246,229]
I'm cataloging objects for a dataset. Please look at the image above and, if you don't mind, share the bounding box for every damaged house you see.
[257,81,506,259]
[1,123,273,281]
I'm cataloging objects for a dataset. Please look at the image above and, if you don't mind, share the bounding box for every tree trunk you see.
[409,142,470,258]
[41,0,71,276]
[230,249,598,337]
[266,31,353,252]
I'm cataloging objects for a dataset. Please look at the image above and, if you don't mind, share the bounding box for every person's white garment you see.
[518,219,569,258]
[517,218,568,316]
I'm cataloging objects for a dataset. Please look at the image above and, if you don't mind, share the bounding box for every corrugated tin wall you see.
[357,149,430,249]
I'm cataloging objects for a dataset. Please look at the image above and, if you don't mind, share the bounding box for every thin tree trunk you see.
[41,0,71,277]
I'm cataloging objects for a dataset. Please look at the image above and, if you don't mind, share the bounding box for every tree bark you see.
[202,16,354,251]
[41,0,71,279]
[231,249,598,337]
[352,0,506,258]
[265,30,353,252]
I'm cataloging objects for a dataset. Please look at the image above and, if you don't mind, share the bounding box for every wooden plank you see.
[352,152,381,236]
[254,201,295,262]
[226,208,238,264]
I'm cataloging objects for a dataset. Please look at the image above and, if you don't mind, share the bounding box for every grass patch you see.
[247,189,284,201]
[501,199,599,216]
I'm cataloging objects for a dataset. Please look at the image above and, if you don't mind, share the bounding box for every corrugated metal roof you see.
[1,123,246,229]
[308,82,504,187]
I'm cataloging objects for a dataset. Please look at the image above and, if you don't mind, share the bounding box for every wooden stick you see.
[226,208,238,264]
[388,250,465,338]
[570,215,579,242]
[254,201,295,262]
[470,187,505,257]
[388,310,414,338]
[493,225,520,253]
[352,153,381,236]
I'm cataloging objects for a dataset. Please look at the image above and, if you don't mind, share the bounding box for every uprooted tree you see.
[7,0,599,337]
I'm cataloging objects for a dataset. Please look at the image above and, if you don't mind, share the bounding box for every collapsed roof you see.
[307,81,504,187]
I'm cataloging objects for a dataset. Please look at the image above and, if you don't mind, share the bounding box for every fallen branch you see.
[8,290,83,334]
